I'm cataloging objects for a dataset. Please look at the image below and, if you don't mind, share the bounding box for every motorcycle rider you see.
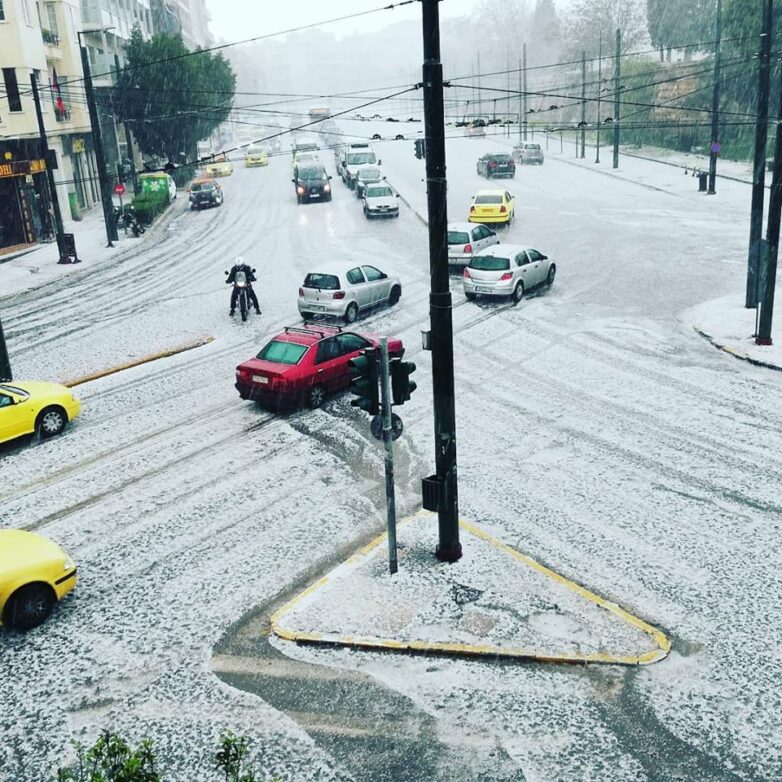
[226,256,261,316]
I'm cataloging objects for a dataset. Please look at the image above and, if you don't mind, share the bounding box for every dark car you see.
[476,153,516,179]
[293,164,332,204]
[188,178,224,210]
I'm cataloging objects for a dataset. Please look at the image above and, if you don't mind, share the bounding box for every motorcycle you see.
[114,205,145,237]
[225,267,257,322]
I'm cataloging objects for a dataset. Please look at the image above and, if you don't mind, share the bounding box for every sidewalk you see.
[272,511,670,665]
[689,290,782,372]
[0,200,178,301]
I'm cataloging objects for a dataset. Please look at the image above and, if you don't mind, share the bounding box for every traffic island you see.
[272,510,670,665]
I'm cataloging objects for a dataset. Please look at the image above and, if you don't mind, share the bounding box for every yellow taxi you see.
[244,146,269,167]
[0,381,81,445]
[468,189,515,226]
[204,154,233,177]
[0,530,77,630]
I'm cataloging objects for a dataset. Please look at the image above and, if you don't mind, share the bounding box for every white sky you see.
[204,0,477,44]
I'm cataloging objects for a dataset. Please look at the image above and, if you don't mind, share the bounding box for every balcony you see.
[42,28,60,46]
[55,107,71,123]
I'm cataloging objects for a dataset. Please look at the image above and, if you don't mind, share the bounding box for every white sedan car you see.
[362,184,399,218]
[463,244,556,302]
[298,262,402,322]
[447,221,500,268]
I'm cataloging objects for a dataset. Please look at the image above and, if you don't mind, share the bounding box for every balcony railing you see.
[42,28,60,46]
[55,107,71,123]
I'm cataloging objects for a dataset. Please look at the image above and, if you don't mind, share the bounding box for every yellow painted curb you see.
[64,336,215,388]
[271,512,671,666]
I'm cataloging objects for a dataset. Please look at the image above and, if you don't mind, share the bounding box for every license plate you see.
[475,286,492,293]
[252,375,269,384]
[310,193,320,198]
[309,304,326,311]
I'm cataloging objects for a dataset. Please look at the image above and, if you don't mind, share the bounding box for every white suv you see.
[339,143,379,189]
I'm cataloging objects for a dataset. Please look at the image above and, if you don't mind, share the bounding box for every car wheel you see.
[547,264,556,285]
[5,584,55,631]
[465,291,477,301]
[512,280,525,303]
[395,134,404,140]
[372,134,381,140]
[388,285,401,306]
[37,406,66,438]
[307,384,326,409]
[344,302,359,323]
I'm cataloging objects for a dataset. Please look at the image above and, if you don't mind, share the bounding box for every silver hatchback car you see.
[447,221,500,268]
[298,262,402,323]
[463,244,556,302]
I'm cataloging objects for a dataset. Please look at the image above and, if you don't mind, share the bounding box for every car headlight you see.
[324,184,331,193]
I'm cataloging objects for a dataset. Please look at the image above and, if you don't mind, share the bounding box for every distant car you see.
[466,119,487,138]
[293,151,320,172]
[244,146,269,167]
[362,183,399,218]
[513,142,544,164]
[293,164,332,204]
[468,189,515,226]
[0,530,77,630]
[477,153,515,179]
[235,324,405,410]
[447,221,500,267]
[189,177,224,209]
[298,263,401,322]
[204,155,233,177]
[463,244,556,302]
[0,381,81,445]
[354,165,384,198]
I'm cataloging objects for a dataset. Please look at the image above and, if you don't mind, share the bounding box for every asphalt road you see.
[1,130,780,781]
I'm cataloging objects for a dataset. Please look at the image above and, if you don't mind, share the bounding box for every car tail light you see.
[469,205,476,213]
[298,287,304,297]
[463,243,472,254]
[499,205,507,213]
[463,268,471,279]
[236,367,250,381]
[333,291,346,299]
[499,272,513,281]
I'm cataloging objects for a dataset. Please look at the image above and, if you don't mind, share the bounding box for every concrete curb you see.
[271,510,671,666]
[693,326,782,373]
[64,335,214,387]
[386,178,428,226]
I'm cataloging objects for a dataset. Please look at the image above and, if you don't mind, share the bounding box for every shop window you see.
[3,69,22,112]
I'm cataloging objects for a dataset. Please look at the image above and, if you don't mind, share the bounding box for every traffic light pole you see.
[613,28,621,169]
[379,338,398,575]
[421,0,461,562]
[79,35,118,247]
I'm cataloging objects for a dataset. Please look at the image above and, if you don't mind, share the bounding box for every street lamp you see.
[78,26,118,246]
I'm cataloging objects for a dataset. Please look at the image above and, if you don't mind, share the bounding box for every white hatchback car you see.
[362,184,399,218]
[298,262,402,322]
[463,244,556,302]
[447,221,500,268]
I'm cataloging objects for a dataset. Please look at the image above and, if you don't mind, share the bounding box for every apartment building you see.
[0,0,97,252]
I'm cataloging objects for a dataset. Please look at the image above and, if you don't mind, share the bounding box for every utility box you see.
[422,474,440,512]
[698,172,708,192]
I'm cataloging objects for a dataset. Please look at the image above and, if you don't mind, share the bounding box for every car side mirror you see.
[252,268,257,272]
[224,270,229,275]
[291,179,296,183]
[328,175,333,180]
[378,159,382,165]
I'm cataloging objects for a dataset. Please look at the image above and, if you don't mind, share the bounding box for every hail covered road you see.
[1,129,780,781]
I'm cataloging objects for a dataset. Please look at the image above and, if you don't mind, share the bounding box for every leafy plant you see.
[56,731,160,782]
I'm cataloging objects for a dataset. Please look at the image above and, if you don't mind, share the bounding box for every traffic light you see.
[390,359,417,405]
[414,138,426,159]
[348,348,379,415]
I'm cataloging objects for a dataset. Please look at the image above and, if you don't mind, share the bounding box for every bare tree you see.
[563,0,649,58]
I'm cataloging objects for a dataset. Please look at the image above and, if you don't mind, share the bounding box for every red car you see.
[235,325,404,410]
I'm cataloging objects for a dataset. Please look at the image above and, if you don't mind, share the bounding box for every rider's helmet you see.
[234,255,244,268]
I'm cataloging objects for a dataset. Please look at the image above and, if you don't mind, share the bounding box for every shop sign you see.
[0,159,47,179]
[73,138,86,153]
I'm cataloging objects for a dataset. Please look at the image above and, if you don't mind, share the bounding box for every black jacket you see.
[226,264,256,284]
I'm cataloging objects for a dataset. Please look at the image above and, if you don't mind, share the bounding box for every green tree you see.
[647,0,715,61]
[115,27,236,169]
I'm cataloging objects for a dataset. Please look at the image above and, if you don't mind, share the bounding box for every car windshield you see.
[475,195,503,205]
[347,152,376,165]
[448,231,470,244]
[256,340,309,365]
[526,144,541,150]
[295,144,318,153]
[366,186,393,198]
[471,256,510,271]
[304,273,340,290]
[0,384,30,398]
[299,167,327,181]
[191,182,214,192]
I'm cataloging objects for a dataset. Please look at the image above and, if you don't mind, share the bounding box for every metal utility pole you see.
[518,57,523,142]
[379,338,398,574]
[756,62,782,345]
[596,31,603,164]
[29,73,66,256]
[79,33,119,246]
[477,50,482,119]
[747,0,773,308]
[522,42,528,140]
[580,50,586,158]
[708,0,723,194]
[0,316,11,382]
[421,0,461,562]
[114,53,138,194]
[613,28,621,169]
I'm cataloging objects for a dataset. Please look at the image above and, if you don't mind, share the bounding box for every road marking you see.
[64,336,215,387]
